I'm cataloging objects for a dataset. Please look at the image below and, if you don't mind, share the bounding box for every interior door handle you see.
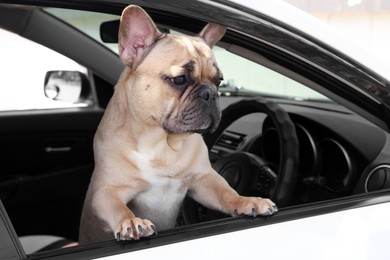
[44,146,72,153]
[42,137,86,153]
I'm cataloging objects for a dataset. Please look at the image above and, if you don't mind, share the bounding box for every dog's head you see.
[118,5,226,134]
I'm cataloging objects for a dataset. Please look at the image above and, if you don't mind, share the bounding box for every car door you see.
[0,20,107,241]
[0,3,125,243]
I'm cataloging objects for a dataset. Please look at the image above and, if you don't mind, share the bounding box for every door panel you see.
[0,109,103,240]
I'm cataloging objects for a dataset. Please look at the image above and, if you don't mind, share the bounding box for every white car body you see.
[104,201,390,260]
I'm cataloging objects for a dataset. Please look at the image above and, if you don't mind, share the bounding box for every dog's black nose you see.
[198,86,217,102]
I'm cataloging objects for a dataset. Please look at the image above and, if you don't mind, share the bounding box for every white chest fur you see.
[122,134,203,230]
[130,173,188,230]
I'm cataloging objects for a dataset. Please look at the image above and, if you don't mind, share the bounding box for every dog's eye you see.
[171,75,188,87]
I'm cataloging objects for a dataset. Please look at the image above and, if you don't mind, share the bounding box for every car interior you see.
[1,2,390,256]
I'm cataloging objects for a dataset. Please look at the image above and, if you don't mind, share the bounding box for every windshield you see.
[45,8,329,102]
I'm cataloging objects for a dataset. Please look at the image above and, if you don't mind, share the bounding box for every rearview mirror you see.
[100,20,170,43]
[100,20,119,43]
[44,71,93,104]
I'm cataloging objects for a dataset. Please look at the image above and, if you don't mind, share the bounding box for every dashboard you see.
[213,97,389,205]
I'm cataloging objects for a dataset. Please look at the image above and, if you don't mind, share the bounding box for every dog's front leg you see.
[92,185,157,240]
[189,169,278,217]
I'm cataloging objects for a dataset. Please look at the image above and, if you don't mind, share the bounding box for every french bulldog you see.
[79,5,277,244]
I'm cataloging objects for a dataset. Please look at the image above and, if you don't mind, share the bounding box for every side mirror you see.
[44,71,93,104]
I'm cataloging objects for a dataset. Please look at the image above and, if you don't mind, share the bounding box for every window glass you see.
[0,28,89,111]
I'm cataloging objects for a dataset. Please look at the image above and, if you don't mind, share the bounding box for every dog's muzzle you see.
[162,85,221,134]
[197,86,221,133]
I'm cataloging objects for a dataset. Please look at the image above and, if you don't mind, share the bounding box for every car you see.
[1,0,390,259]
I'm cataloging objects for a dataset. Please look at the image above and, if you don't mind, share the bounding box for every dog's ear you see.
[118,5,161,68]
[199,23,226,48]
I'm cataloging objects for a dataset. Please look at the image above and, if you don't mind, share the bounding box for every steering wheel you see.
[182,98,299,224]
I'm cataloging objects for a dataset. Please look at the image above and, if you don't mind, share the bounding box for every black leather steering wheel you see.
[182,98,299,224]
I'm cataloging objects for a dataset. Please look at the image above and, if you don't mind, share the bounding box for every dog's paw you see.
[232,197,278,217]
[115,217,157,241]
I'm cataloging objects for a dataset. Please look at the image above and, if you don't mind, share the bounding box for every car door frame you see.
[1,190,390,259]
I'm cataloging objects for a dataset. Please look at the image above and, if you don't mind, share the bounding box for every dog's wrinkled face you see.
[118,6,226,134]
[143,35,222,134]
